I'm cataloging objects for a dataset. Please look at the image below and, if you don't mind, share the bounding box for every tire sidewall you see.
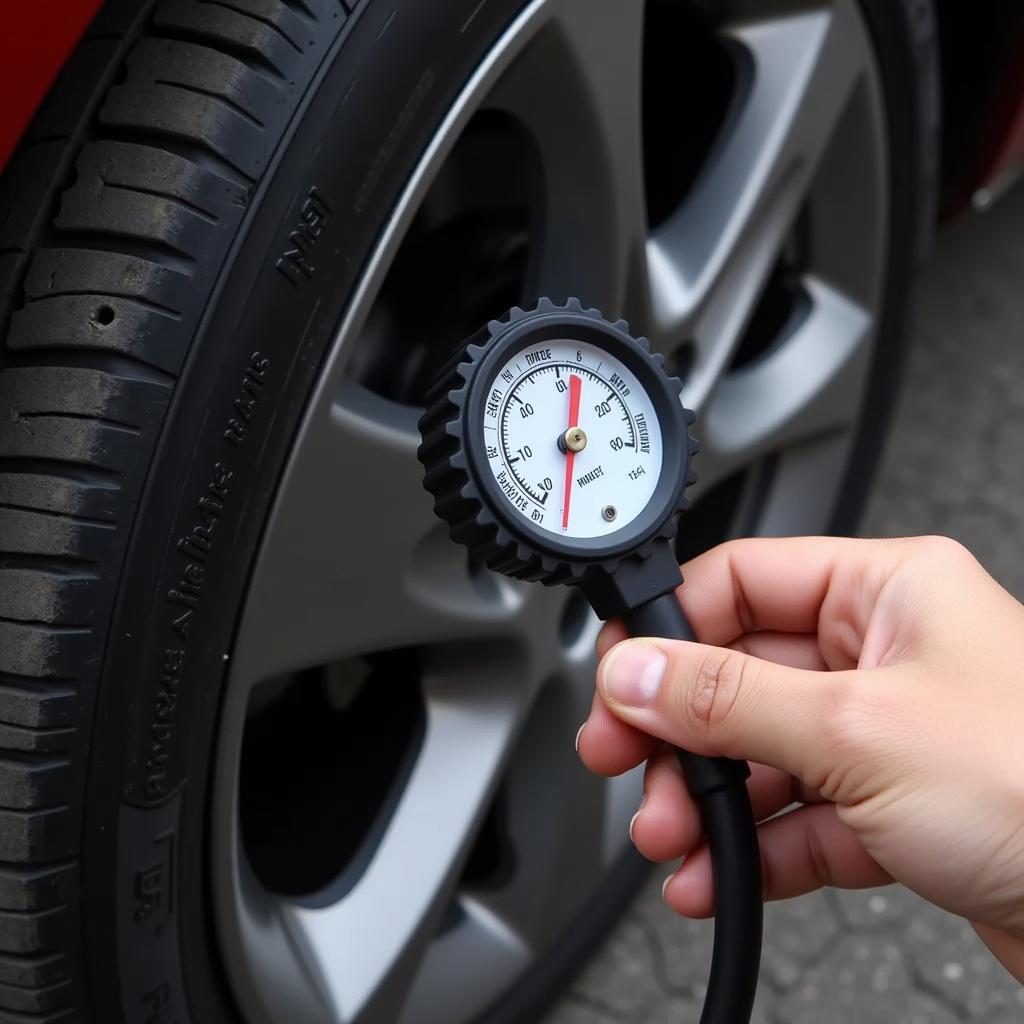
[829,0,940,532]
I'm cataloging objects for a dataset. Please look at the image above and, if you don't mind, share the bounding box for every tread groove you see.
[0,561,100,585]
[152,78,267,130]
[279,0,317,18]
[6,350,177,388]
[98,177,220,225]
[0,460,120,488]
[0,503,117,531]
[25,290,183,321]
[198,0,306,54]
[38,231,197,274]
[0,620,91,637]
[0,751,70,770]
[0,674,74,689]
[16,414,142,437]
[97,117,257,188]
[0,803,71,816]
[147,28,287,82]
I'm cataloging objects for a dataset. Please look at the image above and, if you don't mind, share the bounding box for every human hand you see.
[577,536,1024,981]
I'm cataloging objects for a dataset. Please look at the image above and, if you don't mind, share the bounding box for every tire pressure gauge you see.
[419,299,763,1024]
[419,299,698,606]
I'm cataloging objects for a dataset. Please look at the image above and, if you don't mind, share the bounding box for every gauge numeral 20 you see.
[594,400,611,418]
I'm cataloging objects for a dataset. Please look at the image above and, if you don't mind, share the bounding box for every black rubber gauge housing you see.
[418,299,698,600]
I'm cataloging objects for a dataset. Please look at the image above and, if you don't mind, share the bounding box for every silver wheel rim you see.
[211,2,888,1022]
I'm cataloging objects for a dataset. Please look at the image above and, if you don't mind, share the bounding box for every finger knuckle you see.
[914,534,976,569]
[684,648,751,732]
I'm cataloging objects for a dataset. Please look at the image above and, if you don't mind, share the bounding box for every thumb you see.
[597,637,852,782]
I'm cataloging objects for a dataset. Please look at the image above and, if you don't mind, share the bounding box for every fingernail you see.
[628,795,647,843]
[602,641,666,707]
[574,722,586,753]
[662,872,675,900]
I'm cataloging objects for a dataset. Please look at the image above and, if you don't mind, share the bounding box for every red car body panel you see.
[0,0,102,172]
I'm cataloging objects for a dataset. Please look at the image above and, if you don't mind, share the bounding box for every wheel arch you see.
[0,0,104,172]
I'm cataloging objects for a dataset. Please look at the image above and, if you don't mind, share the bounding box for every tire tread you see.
[0,0,349,1017]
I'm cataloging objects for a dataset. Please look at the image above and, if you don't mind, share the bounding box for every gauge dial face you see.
[480,338,665,539]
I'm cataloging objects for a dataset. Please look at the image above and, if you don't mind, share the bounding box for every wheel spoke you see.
[396,595,641,1020]
[647,1,871,406]
[281,654,530,1022]
[397,897,531,1024]
[693,276,872,496]
[484,0,648,315]
[465,676,607,947]
[233,381,527,687]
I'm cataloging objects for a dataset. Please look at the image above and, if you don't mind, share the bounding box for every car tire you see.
[0,1,937,1022]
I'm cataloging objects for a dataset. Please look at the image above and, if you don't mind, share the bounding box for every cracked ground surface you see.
[547,186,1024,1024]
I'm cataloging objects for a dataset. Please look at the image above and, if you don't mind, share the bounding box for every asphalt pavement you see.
[548,182,1024,1024]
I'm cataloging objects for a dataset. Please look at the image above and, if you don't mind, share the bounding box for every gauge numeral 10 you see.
[555,379,567,394]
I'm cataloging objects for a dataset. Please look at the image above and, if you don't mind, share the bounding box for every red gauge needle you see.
[561,373,582,530]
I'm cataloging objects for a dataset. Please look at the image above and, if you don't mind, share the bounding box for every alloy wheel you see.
[211,1,887,1021]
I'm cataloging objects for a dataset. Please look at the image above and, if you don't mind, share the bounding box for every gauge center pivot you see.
[559,426,587,454]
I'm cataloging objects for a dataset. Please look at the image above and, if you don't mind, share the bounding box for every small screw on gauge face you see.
[601,505,617,522]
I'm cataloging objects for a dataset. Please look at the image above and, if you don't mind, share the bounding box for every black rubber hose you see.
[623,593,763,1024]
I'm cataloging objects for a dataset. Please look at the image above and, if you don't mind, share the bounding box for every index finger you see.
[675,536,909,648]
